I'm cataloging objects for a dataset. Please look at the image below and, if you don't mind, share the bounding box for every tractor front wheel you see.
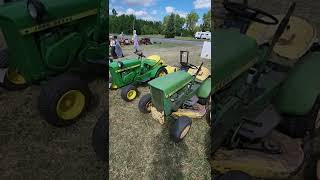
[138,94,152,113]
[155,67,168,78]
[121,85,138,102]
[39,73,91,127]
[171,116,192,142]
[1,69,28,91]
[92,112,107,161]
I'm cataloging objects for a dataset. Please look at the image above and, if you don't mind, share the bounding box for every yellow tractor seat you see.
[188,66,211,81]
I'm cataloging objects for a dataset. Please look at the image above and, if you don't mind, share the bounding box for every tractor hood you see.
[148,71,193,98]
[0,0,97,34]
[109,59,141,72]
[213,29,258,89]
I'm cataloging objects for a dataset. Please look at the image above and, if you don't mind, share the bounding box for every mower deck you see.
[211,130,304,179]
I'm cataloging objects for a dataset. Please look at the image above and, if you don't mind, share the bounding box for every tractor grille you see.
[151,87,164,111]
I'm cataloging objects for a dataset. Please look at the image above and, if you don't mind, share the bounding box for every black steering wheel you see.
[223,1,279,25]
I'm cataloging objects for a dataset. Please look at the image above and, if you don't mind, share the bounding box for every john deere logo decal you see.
[20,9,98,35]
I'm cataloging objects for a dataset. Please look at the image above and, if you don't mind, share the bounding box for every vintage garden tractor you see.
[109,52,177,101]
[212,1,320,179]
[138,50,211,142]
[0,0,108,126]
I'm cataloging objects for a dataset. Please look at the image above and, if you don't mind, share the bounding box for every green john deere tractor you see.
[138,51,212,142]
[0,0,108,126]
[109,52,177,101]
[212,1,320,179]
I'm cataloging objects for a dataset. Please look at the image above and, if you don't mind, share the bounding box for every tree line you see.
[109,9,211,38]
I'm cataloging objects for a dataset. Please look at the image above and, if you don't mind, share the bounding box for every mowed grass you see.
[109,43,212,179]
[0,80,107,179]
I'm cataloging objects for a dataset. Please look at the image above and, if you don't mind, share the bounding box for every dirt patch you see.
[109,43,211,179]
[0,80,107,179]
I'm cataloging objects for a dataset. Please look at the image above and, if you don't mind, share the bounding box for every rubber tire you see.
[170,116,192,142]
[39,73,92,127]
[198,98,209,105]
[217,171,254,180]
[120,84,138,102]
[206,108,211,127]
[1,71,28,91]
[155,67,168,78]
[92,113,107,161]
[0,48,9,68]
[138,94,152,114]
[280,97,320,138]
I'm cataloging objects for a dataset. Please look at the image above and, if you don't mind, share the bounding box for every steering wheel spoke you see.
[224,1,279,25]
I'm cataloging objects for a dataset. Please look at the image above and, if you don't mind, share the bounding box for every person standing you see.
[114,36,124,58]
[109,36,117,59]
[132,30,139,53]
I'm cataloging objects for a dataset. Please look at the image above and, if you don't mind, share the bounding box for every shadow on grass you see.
[150,121,188,180]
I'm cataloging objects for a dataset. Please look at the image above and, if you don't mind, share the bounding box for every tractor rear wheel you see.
[39,73,91,127]
[0,48,9,68]
[138,94,152,113]
[217,171,253,180]
[171,116,192,142]
[155,67,168,78]
[1,69,28,91]
[92,112,107,161]
[121,85,138,102]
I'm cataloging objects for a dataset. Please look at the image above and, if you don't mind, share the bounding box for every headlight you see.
[27,3,38,19]
[27,0,45,21]
[117,62,124,68]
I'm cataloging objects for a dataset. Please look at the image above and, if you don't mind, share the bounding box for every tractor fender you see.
[275,52,320,116]
[197,77,211,99]
[150,65,167,77]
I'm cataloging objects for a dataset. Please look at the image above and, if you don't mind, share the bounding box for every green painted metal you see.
[213,29,258,86]
[148,71,193,98]
[148,69,209,117]
[109,57,166,89]
[0,0,106,84]
[197,77,211,98]
[275,52,320,115]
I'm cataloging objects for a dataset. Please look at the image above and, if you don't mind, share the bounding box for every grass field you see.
[109,43,211,179]
[0,81,107,179]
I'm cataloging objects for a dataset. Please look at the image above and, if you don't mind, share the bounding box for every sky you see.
[109,0,211,24]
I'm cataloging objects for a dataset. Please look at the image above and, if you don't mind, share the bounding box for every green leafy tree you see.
[112,8,118,16]
[202,10,211,31]
[174,14,185,36]
[186,11,199,35]
[164,13,175,38]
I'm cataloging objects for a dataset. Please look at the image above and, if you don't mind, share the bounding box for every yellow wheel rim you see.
[7,70,26,85]
[180,125,191,139]
[127,90,137,100]
[158,71,166,77]
[56,90,86,120]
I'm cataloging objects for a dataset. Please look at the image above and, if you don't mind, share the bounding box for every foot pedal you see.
[239,105,281,141]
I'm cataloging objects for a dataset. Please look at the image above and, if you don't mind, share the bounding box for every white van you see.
[201,32,211,40]
[194,31,211,40]
[195,32,202,39]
